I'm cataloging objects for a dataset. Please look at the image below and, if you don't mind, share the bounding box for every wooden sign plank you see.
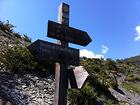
[58,3,69,25]
[47,20,92,46]
[28,39,79,66]
[73,66,89,88]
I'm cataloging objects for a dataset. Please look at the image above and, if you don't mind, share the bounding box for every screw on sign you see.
[28,2,92,105]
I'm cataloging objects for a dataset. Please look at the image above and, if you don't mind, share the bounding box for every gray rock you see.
[0,71,55,105]
[109,76,140,105]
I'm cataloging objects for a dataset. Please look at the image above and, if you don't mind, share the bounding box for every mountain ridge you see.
[124,55,140,66]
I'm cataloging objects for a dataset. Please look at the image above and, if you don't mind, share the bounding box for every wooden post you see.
[28,2,92,105]
[68,68,78,88]
[54,3,69,105]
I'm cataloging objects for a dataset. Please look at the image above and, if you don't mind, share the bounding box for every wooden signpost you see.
[28,2,92,105]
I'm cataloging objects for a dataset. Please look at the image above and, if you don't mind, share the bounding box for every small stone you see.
[22,85,27,89]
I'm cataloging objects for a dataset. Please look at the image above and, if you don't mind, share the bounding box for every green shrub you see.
[22,34,31,43]
[0,44,37,72]
[80,58,118,89]
[126,74,140,82]
[126,74,135,81]
[122,82,140,94]
[68,82,97,105]
[14,32,21,38]
[0,42,54,75]
[0,21,53,74]
[0,20,15,32]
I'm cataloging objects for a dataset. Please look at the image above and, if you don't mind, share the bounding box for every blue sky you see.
[0,0,140,59]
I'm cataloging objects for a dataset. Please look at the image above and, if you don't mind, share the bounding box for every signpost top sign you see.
[47,20,92,46]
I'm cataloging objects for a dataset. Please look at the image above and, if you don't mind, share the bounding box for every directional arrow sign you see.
[73,66,89,88]
[47,20,92,46]
[28,40,79,66]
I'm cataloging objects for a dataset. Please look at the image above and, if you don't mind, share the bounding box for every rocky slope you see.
[0,71,55,105]
[109,76,140,105]
[0,22,55,105]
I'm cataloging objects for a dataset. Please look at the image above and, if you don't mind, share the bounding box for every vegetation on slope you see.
[68,58,140,105]
[68,58,119,105]
[1,21,140,104]
[125,55,140,66]
[0,21,53,74]
[122,82,140,94]
[0,20,31,43]
[0,43,36,72]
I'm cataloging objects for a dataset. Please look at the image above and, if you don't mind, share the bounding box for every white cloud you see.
[80,49,104,58]
[134,25,140,41]
[101,45,109,54]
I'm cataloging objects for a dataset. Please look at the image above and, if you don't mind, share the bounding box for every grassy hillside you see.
[125,55,140,66]
[1,21,140,105]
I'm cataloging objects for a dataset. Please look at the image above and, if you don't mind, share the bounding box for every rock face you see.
[0,24,55,105]
[0,71,55,105]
